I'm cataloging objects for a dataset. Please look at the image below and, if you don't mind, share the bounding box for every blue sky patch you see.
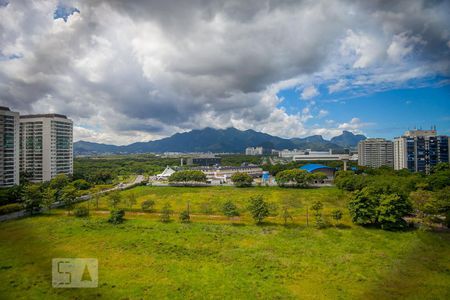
[54,3,80,22]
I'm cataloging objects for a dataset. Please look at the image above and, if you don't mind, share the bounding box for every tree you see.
[348,187,379,225]
[334,171,366,191]
[91,193,100,210]
[72,179,92,190]
[230,172,253,187]
[60,185,78,215]
[331,209,343,226]
[179,201,191,223]
[22,184,43,215]
[141,199,156,212]
[409,189,433,224]
[222,200,240,219]
[108,209,125,224]
[281,206,293,226]
[168,170,206,183]
[311,200,325,228]
[42,187,56,213]
[49,174,70,190]
[125,192,137,209]
[430,186,450,227]
[160,203,173,223]
[248,195,270,224]
[108,191,122,209]
[376,194,412,230]
[275,169,318,188]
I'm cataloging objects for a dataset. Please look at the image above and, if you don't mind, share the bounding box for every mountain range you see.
[74,127,366,155]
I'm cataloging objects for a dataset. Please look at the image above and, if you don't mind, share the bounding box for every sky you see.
[0,0,449,145]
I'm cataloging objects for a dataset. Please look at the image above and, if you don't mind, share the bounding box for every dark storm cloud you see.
[0,0,449,144]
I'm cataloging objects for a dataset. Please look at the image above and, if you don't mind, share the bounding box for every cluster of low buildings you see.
[358,128,449,173]
[0,107,73,187]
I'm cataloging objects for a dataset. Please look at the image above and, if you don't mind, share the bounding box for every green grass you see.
[0,187,449,299]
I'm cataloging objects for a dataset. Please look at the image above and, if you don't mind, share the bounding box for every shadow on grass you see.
[362,230,450,299]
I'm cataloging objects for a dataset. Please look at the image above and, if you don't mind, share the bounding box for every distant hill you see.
[74,127,366,155]
[330,130,366,148]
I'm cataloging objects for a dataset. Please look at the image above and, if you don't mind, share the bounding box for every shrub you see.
[222,200,240,218]
[0,203,23,215]
[74,206,89,217]
[331,209,343,226]
[108,209,125,224]
[311,200,325,228]
[141,199,156,212]
[248,195,270,224]
[179,210,190,223]
[160,203,173,223]
[230,172,253,187]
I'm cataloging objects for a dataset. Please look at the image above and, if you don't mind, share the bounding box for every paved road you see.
[0,175,147,222]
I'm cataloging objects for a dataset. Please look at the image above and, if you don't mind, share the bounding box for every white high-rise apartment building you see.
[245,147,264,155]
[358,138,394,168]
[20,114,73,182]
[0,107,20,187]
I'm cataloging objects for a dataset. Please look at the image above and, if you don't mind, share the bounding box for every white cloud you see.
[328,80,347,94]
[301,85,319,100]
[318,109,329,118]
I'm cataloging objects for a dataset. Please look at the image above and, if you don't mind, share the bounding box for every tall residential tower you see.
[394,129,449,173]
[20,114,73,182]
[0,107,20,187]
[357,138,394,168]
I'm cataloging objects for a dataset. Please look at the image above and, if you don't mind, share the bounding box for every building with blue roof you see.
[299,164,335,179]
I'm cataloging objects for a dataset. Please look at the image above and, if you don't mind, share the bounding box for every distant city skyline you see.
[0,1,449,145]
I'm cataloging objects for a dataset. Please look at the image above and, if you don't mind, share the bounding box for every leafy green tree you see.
[431,186,450,227]
[160,203,173,223]
[60,185,78,215]
[125,192,137,209]
[334,171,366,191]
[427,163,450,191]
[331,209,343,226]
[409,189,433,224]
[230,172,253,187]
[311,200,325,228]
[222,200,240,219]
[248,195,270,224]
[275,169,318,188]
[72,179,92,190]
[108,209,125,224]
[348,187,379,225]
[22,184,43,215]
[42,187,56,213]
[377,194,412,230]
[168,170,206,183]
[108,191,122,208]
[141,199,156,212]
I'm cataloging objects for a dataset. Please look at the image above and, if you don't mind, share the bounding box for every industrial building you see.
[186,155,221,166]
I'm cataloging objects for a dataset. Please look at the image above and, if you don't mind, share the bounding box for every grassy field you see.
[0,187,449,299]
